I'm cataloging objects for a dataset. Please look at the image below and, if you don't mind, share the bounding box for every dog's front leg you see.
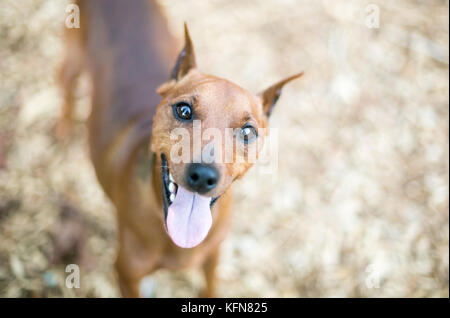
[115,248,143,298]
[200,247,220,298]
[115,227,158,298]
[116,268,140,298]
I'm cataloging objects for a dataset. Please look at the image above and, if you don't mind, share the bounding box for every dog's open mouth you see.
[161,154,219,248]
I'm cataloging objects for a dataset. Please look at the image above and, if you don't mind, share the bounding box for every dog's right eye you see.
[173,102,193,121]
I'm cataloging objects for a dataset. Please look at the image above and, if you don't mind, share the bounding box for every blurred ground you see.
[0,0,448,297]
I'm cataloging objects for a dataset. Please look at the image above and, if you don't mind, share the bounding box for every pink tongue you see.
[166,186,212,248]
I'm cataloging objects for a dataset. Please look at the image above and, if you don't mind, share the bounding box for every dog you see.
[57,0,302,297]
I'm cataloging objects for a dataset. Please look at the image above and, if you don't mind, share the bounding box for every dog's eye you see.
[173,102,193,121]
[237,124,258,144]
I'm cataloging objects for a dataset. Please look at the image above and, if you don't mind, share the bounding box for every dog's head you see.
[151,24,302,248]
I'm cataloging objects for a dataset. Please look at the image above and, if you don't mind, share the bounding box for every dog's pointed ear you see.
[157,23,197,95]
[171,23,196,81]
[258,72,304,117]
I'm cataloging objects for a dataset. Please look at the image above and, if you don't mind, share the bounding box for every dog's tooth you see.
[169,193,176,202]
[168,182,175,193]
[169,173,174,181]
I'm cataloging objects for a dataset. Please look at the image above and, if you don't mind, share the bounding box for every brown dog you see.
[58,0,302,297]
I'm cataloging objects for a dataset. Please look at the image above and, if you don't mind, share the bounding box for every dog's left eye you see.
[237,124,258,144]
[173,102,193,121]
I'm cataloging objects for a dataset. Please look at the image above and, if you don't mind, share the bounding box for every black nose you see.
[186,163,219,194]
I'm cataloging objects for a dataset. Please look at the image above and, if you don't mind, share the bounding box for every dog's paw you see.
[199,288,216,298]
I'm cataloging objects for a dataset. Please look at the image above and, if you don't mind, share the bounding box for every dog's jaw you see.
[160,154,220,248]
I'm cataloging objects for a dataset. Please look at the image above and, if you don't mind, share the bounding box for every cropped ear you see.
[171,23,197,81]
[157,23,197,95]
[258,72,304,117]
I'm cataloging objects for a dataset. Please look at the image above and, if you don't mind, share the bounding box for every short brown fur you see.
[58,0,302,297]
